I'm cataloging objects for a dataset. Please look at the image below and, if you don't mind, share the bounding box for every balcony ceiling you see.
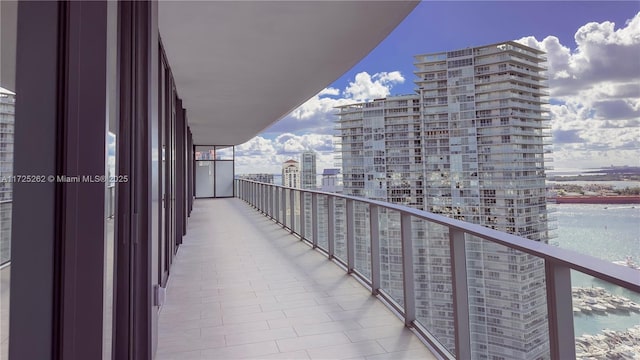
[158,1,418,146]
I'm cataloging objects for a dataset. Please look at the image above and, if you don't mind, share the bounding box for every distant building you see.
[336,41,552,359]
[0,87,15,264]
[321,168,342,193]
[195,149,215,160]
[300,150,317,189]
[239,173,274,184]
[281,159,300,188]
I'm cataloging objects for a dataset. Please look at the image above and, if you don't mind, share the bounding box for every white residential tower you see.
[336,41,552,360]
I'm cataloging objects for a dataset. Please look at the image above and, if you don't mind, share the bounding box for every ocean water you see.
[552,203,640,336]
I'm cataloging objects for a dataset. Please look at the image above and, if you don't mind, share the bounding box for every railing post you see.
[312,193,318,249]
[369,205,380,295]
[299,192,305,240]
[449,229,471,359]
[289,189,295,233]
[327,196,335,259]
[546,261,576,360]
[346,199,355,273]
[401,213,415,327]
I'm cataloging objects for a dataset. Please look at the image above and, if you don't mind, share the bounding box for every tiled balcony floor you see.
[156,198,438,360]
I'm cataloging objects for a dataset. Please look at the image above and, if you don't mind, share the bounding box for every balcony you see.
[235,179,640,359]
[156,198,438,359]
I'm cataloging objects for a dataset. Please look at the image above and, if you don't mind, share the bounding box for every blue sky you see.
[236,1,640,174]
[327,1,639,97]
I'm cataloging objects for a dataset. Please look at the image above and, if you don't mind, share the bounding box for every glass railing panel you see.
[378,208,404,306]
[316,194,329,251]
[465,234,550,360]
[412,218,455,354]
[293,190,300,234]
[262,186,273,216]
[571,269,640,359]
[284,188,291,229]
[353,201,371,279]
[303,192,313,242]
[278,187,284,224]
[333,198,347,262]
[271,187,277,220]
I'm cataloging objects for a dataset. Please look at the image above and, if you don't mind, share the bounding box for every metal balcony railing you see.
[235,179,640,360]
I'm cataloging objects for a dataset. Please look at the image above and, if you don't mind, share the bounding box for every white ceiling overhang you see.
[159,1,418,145]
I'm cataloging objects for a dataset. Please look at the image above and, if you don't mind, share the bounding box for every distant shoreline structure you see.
[554,195,640,204]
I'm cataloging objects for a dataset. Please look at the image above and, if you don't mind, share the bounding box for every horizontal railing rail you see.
[235,179,640,360]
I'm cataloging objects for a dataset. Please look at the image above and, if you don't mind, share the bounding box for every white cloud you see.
[265,70,405,135]
[517,12,640,170]
[344,71,404,102]
[234,136,276,156]
[235,133,337,175]
[318,87,340,96]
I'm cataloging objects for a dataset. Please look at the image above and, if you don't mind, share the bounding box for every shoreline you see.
[553,196,640,204]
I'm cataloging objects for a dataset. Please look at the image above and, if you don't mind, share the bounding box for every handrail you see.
[235,179,640,360]
[238,181,639,290]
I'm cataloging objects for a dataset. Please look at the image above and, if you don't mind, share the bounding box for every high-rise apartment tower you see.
[282,159,300,188]
[301,150,317,189]
[336,41,552,359]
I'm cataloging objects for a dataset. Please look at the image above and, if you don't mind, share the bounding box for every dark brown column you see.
[9,2,61,359]
[114,1,156,359]
[59,2,109,359]
[11,1,112,359]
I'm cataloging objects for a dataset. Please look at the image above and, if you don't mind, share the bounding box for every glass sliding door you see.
[194,145,234,198]
[195,161,215,198]
[215,161,234,197]
[214,146,234,198]
[195,145,215,198]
